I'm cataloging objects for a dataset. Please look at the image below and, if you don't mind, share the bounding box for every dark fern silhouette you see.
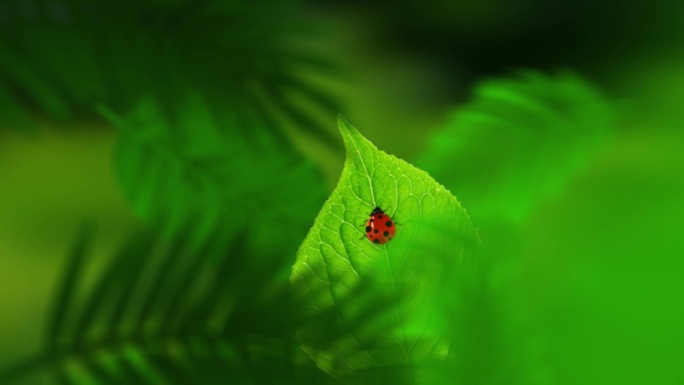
[0,222,348,385]
[0,0,341,149]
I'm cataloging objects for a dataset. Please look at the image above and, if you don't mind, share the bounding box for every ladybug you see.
[364,207,396,245]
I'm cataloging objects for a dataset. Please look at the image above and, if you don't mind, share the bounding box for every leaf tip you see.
[336,114,353,134]
[337,114,366,154]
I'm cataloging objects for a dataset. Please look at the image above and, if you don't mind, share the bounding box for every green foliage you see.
[0,0,340,146]
[410,71,618,385]
[0,0,681,383]
[102,93,326,250]
[418,70,614,224]
[0,222,340,385]
[290,117,479,384]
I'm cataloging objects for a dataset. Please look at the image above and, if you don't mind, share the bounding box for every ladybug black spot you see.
[377,214,383,219]
[373,239,380,244]
[374,229,378,234]
[365,226,371,233]
[386,221,392,227]
[383,231,389,237]
[370,218,374,223]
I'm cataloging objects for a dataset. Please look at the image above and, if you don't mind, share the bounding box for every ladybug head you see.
[370,207,384,216]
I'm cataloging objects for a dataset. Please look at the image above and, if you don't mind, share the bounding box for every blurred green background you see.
[1,0,683,384]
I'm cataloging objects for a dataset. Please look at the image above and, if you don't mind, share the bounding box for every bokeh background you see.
[1,0,683,384]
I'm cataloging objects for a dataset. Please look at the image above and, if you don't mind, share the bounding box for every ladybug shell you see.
[365,207,396,245]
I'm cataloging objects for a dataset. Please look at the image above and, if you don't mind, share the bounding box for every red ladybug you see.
[364,207,396,244]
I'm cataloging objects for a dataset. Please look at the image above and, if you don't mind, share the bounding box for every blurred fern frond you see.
[418,70,615,225]
[0,223,340,385]
[0,0,341,147]
[102,93,327,250]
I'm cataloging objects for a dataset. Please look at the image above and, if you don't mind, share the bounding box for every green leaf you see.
[0,0,342,146]
[103,94,326,251]
[290,116,479,384]
[45,222,95,350]
[0,222,340,385]
[417,70,614,224]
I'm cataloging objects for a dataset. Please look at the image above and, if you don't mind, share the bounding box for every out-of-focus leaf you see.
[415,72,624,385]
[290,116,479,384]
[0,222,341,385]
[45,223,94,350]
[0,0,341,147]
[417,71,614,224]
[0,77,30,129]
[101,93,326,251]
